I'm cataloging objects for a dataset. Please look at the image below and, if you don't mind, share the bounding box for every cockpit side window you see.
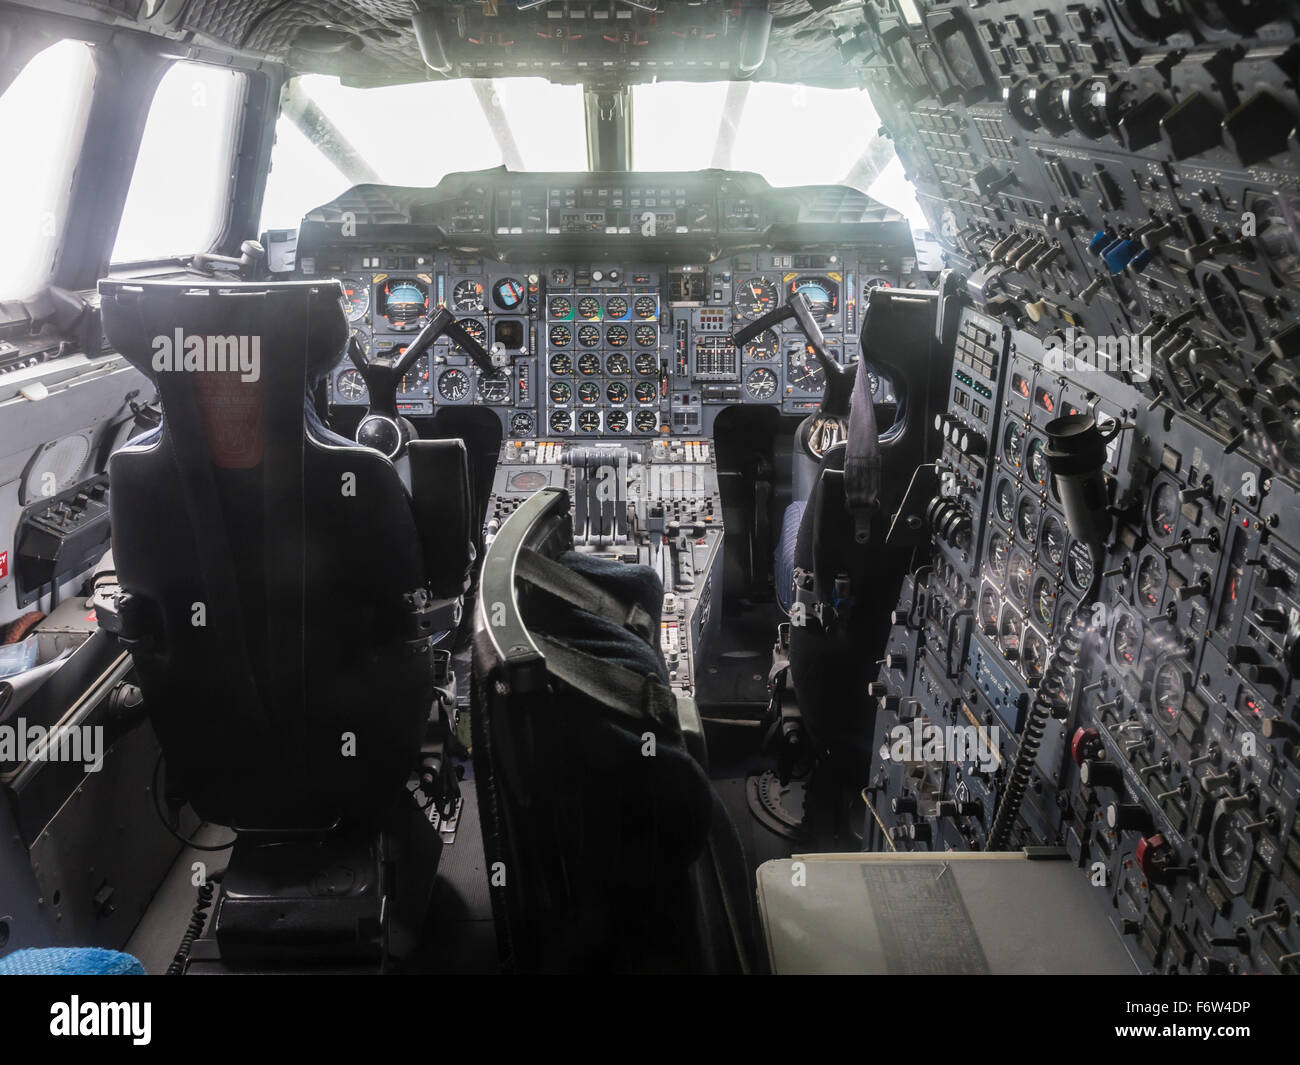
[110,61,245,264]
[0,39,96,300]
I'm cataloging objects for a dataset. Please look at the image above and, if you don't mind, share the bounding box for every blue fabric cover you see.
[774,501,806,614]
[0,947,145,975]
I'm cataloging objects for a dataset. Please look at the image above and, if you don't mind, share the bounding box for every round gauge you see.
[1031,576,1055,626]
[550,268,571,286]
[549,353,572,375]
[736,277,778,320]
[862,277,893,295]
[745,367,779,399]
[1252,194,1300,288]
[508,471,549,492]
[1055,595,1078,630]
[1008,551,1031,602]
[979,586,1000,633]
[549,410,572,433]
[1041,515,1066,567]
[452,280,484,312]
[633,295,657,319]
[341,281,370,322]
[1026,438,1050,487]
[1136,554,1167,613]
[1003,422,1024,467]
[634,410,658,433]
[1000,608,1022,658]
[605,353,630,376]
[458,318,486,346]
[1209,803,1253,892]
[606,410,629,432]
[350,327,371,359]
[577,352,601,375]
[787,276,840,322]
[1111,612,1142,670]
[549,324,572,346]
[578,382,600,404]
[336,368,366,401]
[577,325,601,347]
[605,296,629,320]
[549,296,573,320]
[549,381,572,404]
[1023,630,1047,681]
[995,477,1016,524]
[437,368,469,402]
[606,324,629,347]
[607,381,629,403]
[988,532,1009,579]
[635,352,658,376]
[1148,481,1179,543]
[477,370,509,404]
[510,411,534,437]
[491,277,526,311]
[577,410,601,433]
[577,296,602,320]
[634,380,658,403]
[1067,540,1094,591]
[1016,495,1040,544]
[744,329,779,361]
[400,357,428,395]
[634,324,658,348]
[1151,661,1185,733]
[787,344,825,392]
[379,278,429,330]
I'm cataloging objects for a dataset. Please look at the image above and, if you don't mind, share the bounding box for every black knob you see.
[1106,802,1154,833]
[892,795,918,815]
[906,822,933,843]
[1080,759,1123,790]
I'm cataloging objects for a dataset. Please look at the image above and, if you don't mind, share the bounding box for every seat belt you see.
[516,547,654,643]
[530,633,676,729]
[842,353,881,546]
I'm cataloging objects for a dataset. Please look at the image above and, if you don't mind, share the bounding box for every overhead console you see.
[296,171,921,438]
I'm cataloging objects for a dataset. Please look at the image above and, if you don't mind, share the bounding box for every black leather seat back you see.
[99,279,437,831]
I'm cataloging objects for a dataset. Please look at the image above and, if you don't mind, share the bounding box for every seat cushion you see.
[774,501,806,614]
[0,947,145,975]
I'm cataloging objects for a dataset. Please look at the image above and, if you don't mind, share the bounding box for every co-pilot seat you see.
[97,279,475,967]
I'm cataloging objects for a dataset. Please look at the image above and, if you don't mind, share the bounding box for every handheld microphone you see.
[1043,412,1117,548]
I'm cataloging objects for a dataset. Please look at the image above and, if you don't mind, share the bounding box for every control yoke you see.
[732,291,855,417]
[350,307,495,459]
[191,239,266,279]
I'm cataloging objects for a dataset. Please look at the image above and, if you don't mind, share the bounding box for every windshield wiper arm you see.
[281,80,382,186]
[472,80,526,171]
[710,81,751,170]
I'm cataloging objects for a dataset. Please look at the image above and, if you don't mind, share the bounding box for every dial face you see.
[549,324,572,346]
[1023,629,1047,680]
[787,344,825,392]
[491,277,525,310]
[549,381,572,404]
[995,478,1016,523]
[606,324,629,347]
[736,277,778,320]
[1026,438,1050,487]
[549,353,572,376]
[1041,515,1066,566]
[510,411,534,436]
[634,324,658,348]
[550,268,571,286]
[633,295,658,319]
[634,380,658,403]
[1210,805,1252,889]
[605,296,629,320]
[577,325,601,347]
[606,410,629,432]
[577,296,602,320]
[577,410,601,433]
[549,296,573,320]
[1003,422,1024,467]
[400,356,428,395]
[979,586,999,632]
[862,276,893,294]
[1152,662,1185,733]
[477,370,509,404]
[577,352,602,375]
[549,410,572,433]
[1067,540,1094,591]
[745,367,778,399]
[1000,608,1022,657]
[577,382,600,404]
[341,281,370,322]
[1016,495,1040,543]
[788,276,840,321]
[1136,554,1167,613]
[1111,612,1142,670]
[634,409,658,433]
[379,278,429,329]
[452,279,484,312]
[350,327,371,359]
[458,318,486,345]
[336,368,366,401]
[1008,551,1031,601]
[437,367,469,401]
[605,353,630,375]
[1148,481,1179,543]
[988,532,1009,579]
[1032,576,1055,626]
[607,381,629,403]
[635,352,658,376]
[744,329,780,361]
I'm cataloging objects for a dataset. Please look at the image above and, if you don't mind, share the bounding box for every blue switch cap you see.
[1103,239,1136,274]
[1088,229,1111,255]
[1127,247,1155,274]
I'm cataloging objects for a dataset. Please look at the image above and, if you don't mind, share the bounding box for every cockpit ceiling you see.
[35,0,869,89]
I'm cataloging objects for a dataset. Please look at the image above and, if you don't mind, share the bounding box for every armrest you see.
[675,693,708,770]
[408,438,474,599]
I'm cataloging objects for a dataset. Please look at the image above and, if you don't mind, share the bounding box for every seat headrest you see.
[97,278,349,387]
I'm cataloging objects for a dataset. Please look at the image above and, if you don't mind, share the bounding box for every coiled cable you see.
[166,872,221,976]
